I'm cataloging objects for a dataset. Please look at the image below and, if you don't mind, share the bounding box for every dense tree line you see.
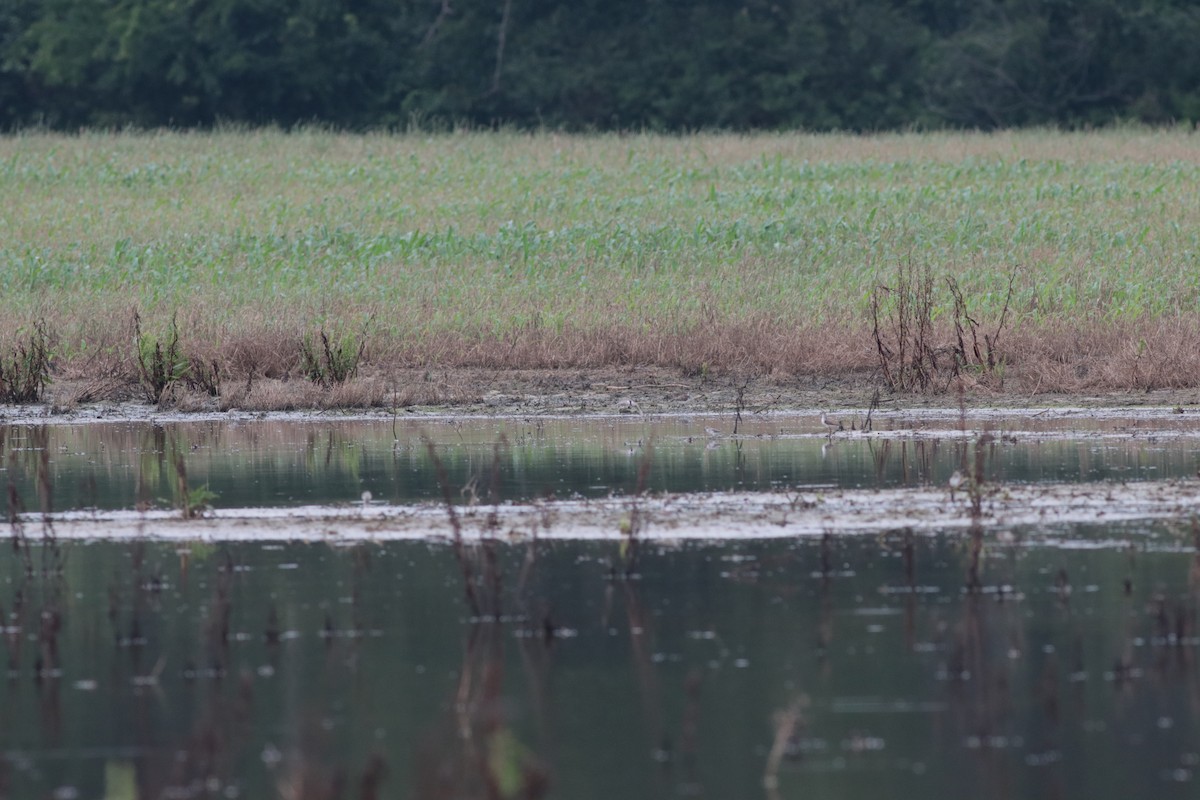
[2,0,1199,131]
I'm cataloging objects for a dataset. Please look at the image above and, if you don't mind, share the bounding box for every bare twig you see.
[491,0,514,94]
[733,377,750,435]
[421,0,453,47]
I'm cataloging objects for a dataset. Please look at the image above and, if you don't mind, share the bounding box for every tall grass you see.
[2,128,1199,387]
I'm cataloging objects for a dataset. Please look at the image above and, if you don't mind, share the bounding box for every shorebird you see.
[704,427,722,438]
[948,470,964,500]
[820,412,843,435]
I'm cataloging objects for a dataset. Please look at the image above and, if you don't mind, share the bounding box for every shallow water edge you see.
[17,479,1200,542]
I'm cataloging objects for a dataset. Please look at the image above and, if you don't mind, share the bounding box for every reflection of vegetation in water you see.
[418,531,553,799]
[6,531,1200,799]
[104,761,137,800]
[4,418,1200,513]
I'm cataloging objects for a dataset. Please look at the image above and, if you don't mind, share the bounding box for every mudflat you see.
[7,365,1200,424]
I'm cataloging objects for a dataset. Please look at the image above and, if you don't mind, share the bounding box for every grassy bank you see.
[2,128,1200,403]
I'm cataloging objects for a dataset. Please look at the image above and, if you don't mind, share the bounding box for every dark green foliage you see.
[300,328,365,387]
[921,0,1200,127]
[0,321,51,404]
[2,0,1200,131]
[0,0,37,129]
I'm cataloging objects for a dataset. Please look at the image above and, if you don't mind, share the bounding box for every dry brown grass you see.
[1005,318,1200,394]
[20,310,1200,411]
[366,319,875,376]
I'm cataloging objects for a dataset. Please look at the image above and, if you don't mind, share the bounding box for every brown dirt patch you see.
[13,311,1200,418]
[20,363,1200,422]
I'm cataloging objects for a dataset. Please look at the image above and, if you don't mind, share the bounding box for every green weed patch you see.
[3,130,1200,394]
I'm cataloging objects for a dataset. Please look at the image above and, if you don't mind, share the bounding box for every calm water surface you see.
[2,416,1199,511]
[3,418,1200,799]
[3,531,1200,799]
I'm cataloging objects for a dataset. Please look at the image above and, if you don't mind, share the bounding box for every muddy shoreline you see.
[22,479,1200,542]
[5,367,1200,425]
[7,367,1200,545]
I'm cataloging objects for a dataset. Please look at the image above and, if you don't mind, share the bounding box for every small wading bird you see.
[820,412,843,435]
[948,470,964,501]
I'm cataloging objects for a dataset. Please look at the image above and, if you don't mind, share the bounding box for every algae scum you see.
[3,409,1200,799]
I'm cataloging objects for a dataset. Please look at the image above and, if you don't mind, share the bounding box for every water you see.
[3,533,1200,799]
[2,415,1199,512]
[3,415,1200,798]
